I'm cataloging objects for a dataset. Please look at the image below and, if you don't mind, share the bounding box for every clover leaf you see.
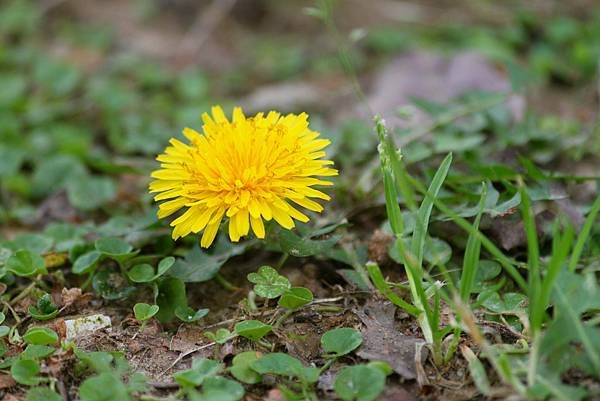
[321,327,363,357]
[234,320,272,341]
[247,266,290,299]
[6,250,46,277]
[133,303,159,322]
[278,287,313,310]
[334,365,386,401]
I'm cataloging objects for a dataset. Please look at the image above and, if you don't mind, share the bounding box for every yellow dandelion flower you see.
[149,106,338,248]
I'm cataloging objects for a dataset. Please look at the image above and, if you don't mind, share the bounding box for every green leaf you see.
[33,57,80,96]
[204,329,234,345]
[26,386,62,401]
[334,365,386,401]
[28,305,59,321]
[21,345,56,360]
[92,269,135,301]
[66,175,116,211]
[0,312,5,325]
[157,256,175,275]
[72,250,102,275]
[7,234,54,254]
[127,264,155,283]
[247,266,290,299]
[234,320,272,341]
[460,345,490,396]
[543,271,600,375]
[6,250,45,277]
[278,230,340,257]
[155,277,187,323]
[11,359,43,385]
[321,327,363,356]
[175,306,209,323]
[128,256,175,283]
[460,184,488,301]
[0,326,9,337]
[365,262,420,316]
[568,194,600,271]
[0,145,24,178]
[366,361,393,376]
[74,350,115,373]
[79,373,130,401]
[411,152,452,268]
[31,155,86,197]
[471,260,502,293]
[478,292,527,314]
[251,353,319,383]
[423,237,452,266]
[23,327,59,345]
[173,358,222,387]
[133,303,159,322]
[278,287,313,310]
[94,237,133,257]
[170,241,246,283]
[194,376,245,401]
[230,351,262,384]
[29,294,58,321]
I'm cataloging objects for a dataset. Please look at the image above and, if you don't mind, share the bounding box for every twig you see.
[162,341,216,375]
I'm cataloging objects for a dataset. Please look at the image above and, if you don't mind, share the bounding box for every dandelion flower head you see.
[149,106,338,247]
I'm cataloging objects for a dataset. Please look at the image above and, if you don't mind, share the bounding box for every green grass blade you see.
[461,345,491,396]
[406,174,528,291]
[391,150,417,212]
[375,117,404,235]
[519,184,542,335]
[366,262,420,316]
[536,222,574,330]
[411,153,453,269]
[459,183,487,301]
[568,194,600,272]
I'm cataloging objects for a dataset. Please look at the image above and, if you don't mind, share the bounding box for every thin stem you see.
[276,253,289,269]
[273,309,294,329]
[215,273,238,291]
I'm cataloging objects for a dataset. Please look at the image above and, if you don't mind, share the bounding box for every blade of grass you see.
[528,222,574,387]
[376,117,404,235]
[568,194,600,272]
[519,183,541,336]
[537,221,574,330]
[406,174,527,291]
[459,182,487,301]
[376,116,438,346]
[391,150,417,211]
[365,262,420,316]
[411,153,453,269]
[460,345,491,396]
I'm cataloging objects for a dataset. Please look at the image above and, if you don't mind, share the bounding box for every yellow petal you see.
[236,208,250,237]
[201,220,221,248]
[250,216,265,238]
[272,207,294,230]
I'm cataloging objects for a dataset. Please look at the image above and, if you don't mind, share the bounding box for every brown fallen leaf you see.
[354,299,426,379]
[363,51,525,131]
[0,373,16,390]
[61,287,86,309]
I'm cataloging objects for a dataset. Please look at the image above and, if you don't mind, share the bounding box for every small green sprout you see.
[133,303,159,333]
